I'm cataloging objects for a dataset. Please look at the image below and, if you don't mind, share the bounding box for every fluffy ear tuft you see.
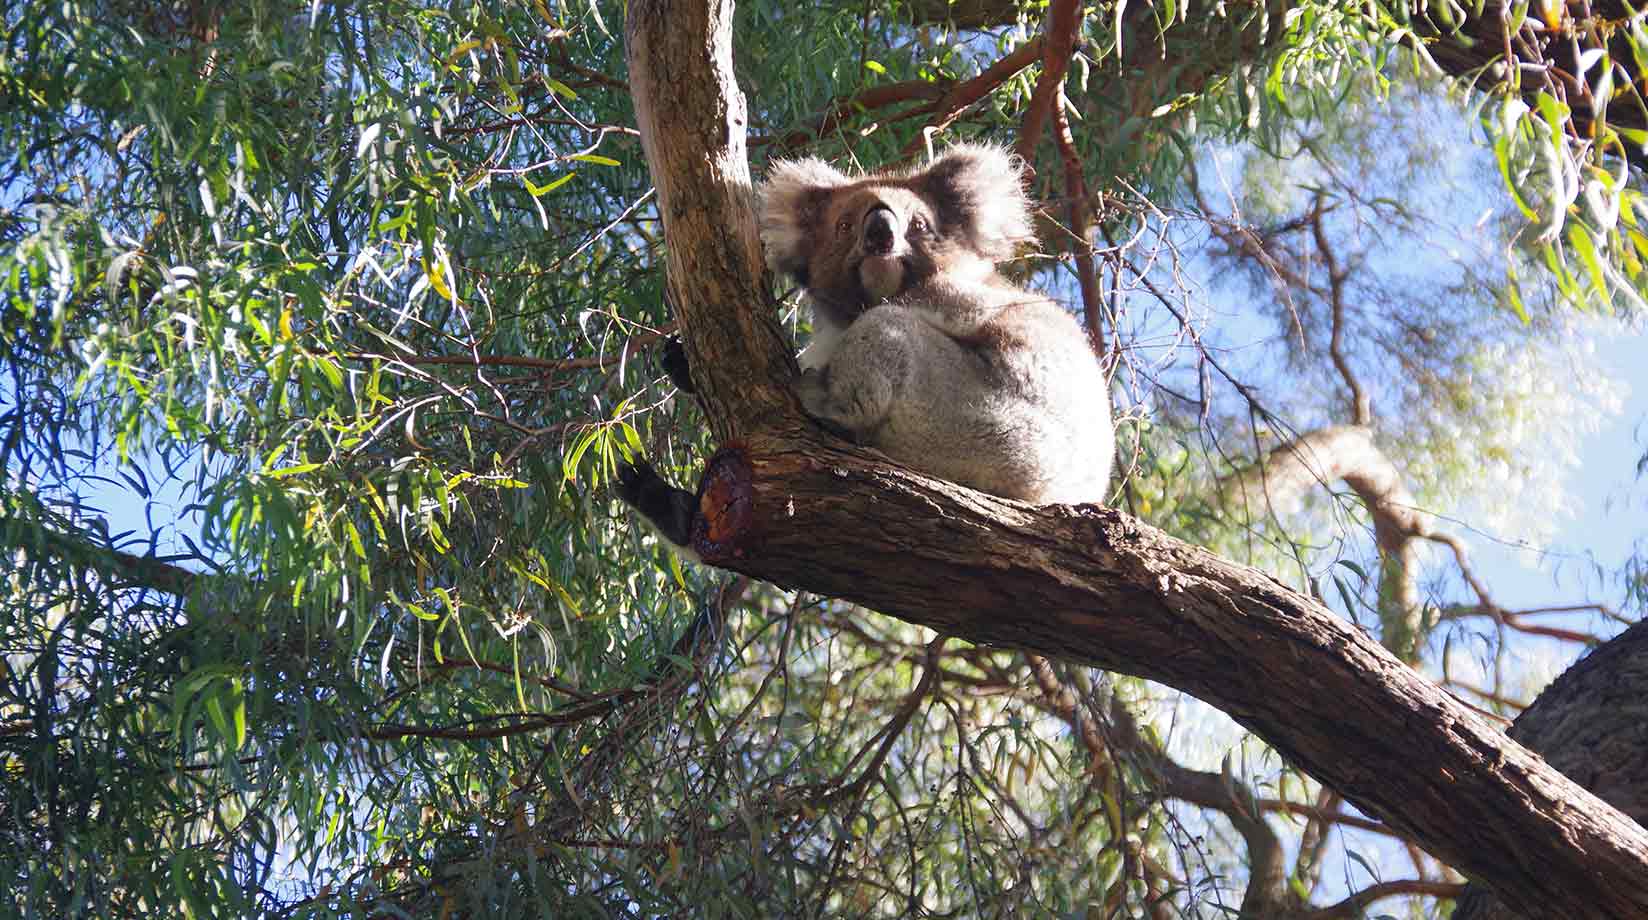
[759,158,850,280]
[916,144,1035,261]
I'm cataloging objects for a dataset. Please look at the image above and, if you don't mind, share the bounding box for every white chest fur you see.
[799,314,846,371]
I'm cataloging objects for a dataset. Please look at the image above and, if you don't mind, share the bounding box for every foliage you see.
[1,0,1642,917]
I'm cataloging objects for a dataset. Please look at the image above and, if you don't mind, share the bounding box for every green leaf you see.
[526,172,576,197]
[311,355,345,393]
[562,428,598,481]
[1568,224,1609,303]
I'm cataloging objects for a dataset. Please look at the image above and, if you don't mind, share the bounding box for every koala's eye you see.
[909,215,931,236]
[835,217,854,237]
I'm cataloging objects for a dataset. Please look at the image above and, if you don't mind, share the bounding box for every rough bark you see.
[681,438,1648,917]
[1453,620,1648,920]
[623,0,1648,916]
[625,0,791,441]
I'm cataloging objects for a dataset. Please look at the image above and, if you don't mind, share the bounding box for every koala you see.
[616,145,1112,556]
[762,144,1113,505]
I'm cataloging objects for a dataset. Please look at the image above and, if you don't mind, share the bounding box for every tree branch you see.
[1221,424,1435,656]
[895,38,1047,159]
[625,0,790,440]
[1307,879,1469,919]
[1309,196,1371,426]
[1096,685,1288,916]
[897,0,1647,165]
[1013,0,1081,166]
[16,524,203,598]
[1052,76,1105,358]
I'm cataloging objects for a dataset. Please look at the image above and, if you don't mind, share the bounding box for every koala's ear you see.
[918,144,1036,261]
[759,157,849,281]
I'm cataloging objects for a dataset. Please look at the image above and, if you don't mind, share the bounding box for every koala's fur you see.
[760,144,1113,505]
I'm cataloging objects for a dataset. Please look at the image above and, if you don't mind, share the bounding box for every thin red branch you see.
[898,37,1046,157]
[1259,797,1401,838]
[1051,87,1104,358]
[1441,602,1605,646]
[757,80,950,149]
[1436,678,1517,715]
[1014,0,1081,166]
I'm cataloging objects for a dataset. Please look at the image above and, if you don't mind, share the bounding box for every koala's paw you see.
[797,368,856,441]
[660,336,694,394]
[614,457,655,504]
[615,457,696,549]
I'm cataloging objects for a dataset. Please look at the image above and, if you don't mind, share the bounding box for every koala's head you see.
[759,144,1035,327]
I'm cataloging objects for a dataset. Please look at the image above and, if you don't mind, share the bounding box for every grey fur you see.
[761,145,1113,505]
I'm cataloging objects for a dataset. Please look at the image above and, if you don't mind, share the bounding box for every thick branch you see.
[19,525,203,597]
[684,441,1648,917]
[621,0,1648,915]
[624,0,792,440]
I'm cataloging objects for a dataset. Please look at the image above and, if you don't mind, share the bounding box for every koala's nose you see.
[862,207,898,254]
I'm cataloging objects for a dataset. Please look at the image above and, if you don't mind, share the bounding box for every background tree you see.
[3,1,1645,918]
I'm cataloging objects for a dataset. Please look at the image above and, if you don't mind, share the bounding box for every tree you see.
[3,1,1645,918]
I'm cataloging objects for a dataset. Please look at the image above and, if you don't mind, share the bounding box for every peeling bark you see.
[622,0,1648,916]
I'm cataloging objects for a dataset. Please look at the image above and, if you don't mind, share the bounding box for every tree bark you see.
[625,0,792,442]
[623,0,1648,916]
[1453,620,1648,920]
